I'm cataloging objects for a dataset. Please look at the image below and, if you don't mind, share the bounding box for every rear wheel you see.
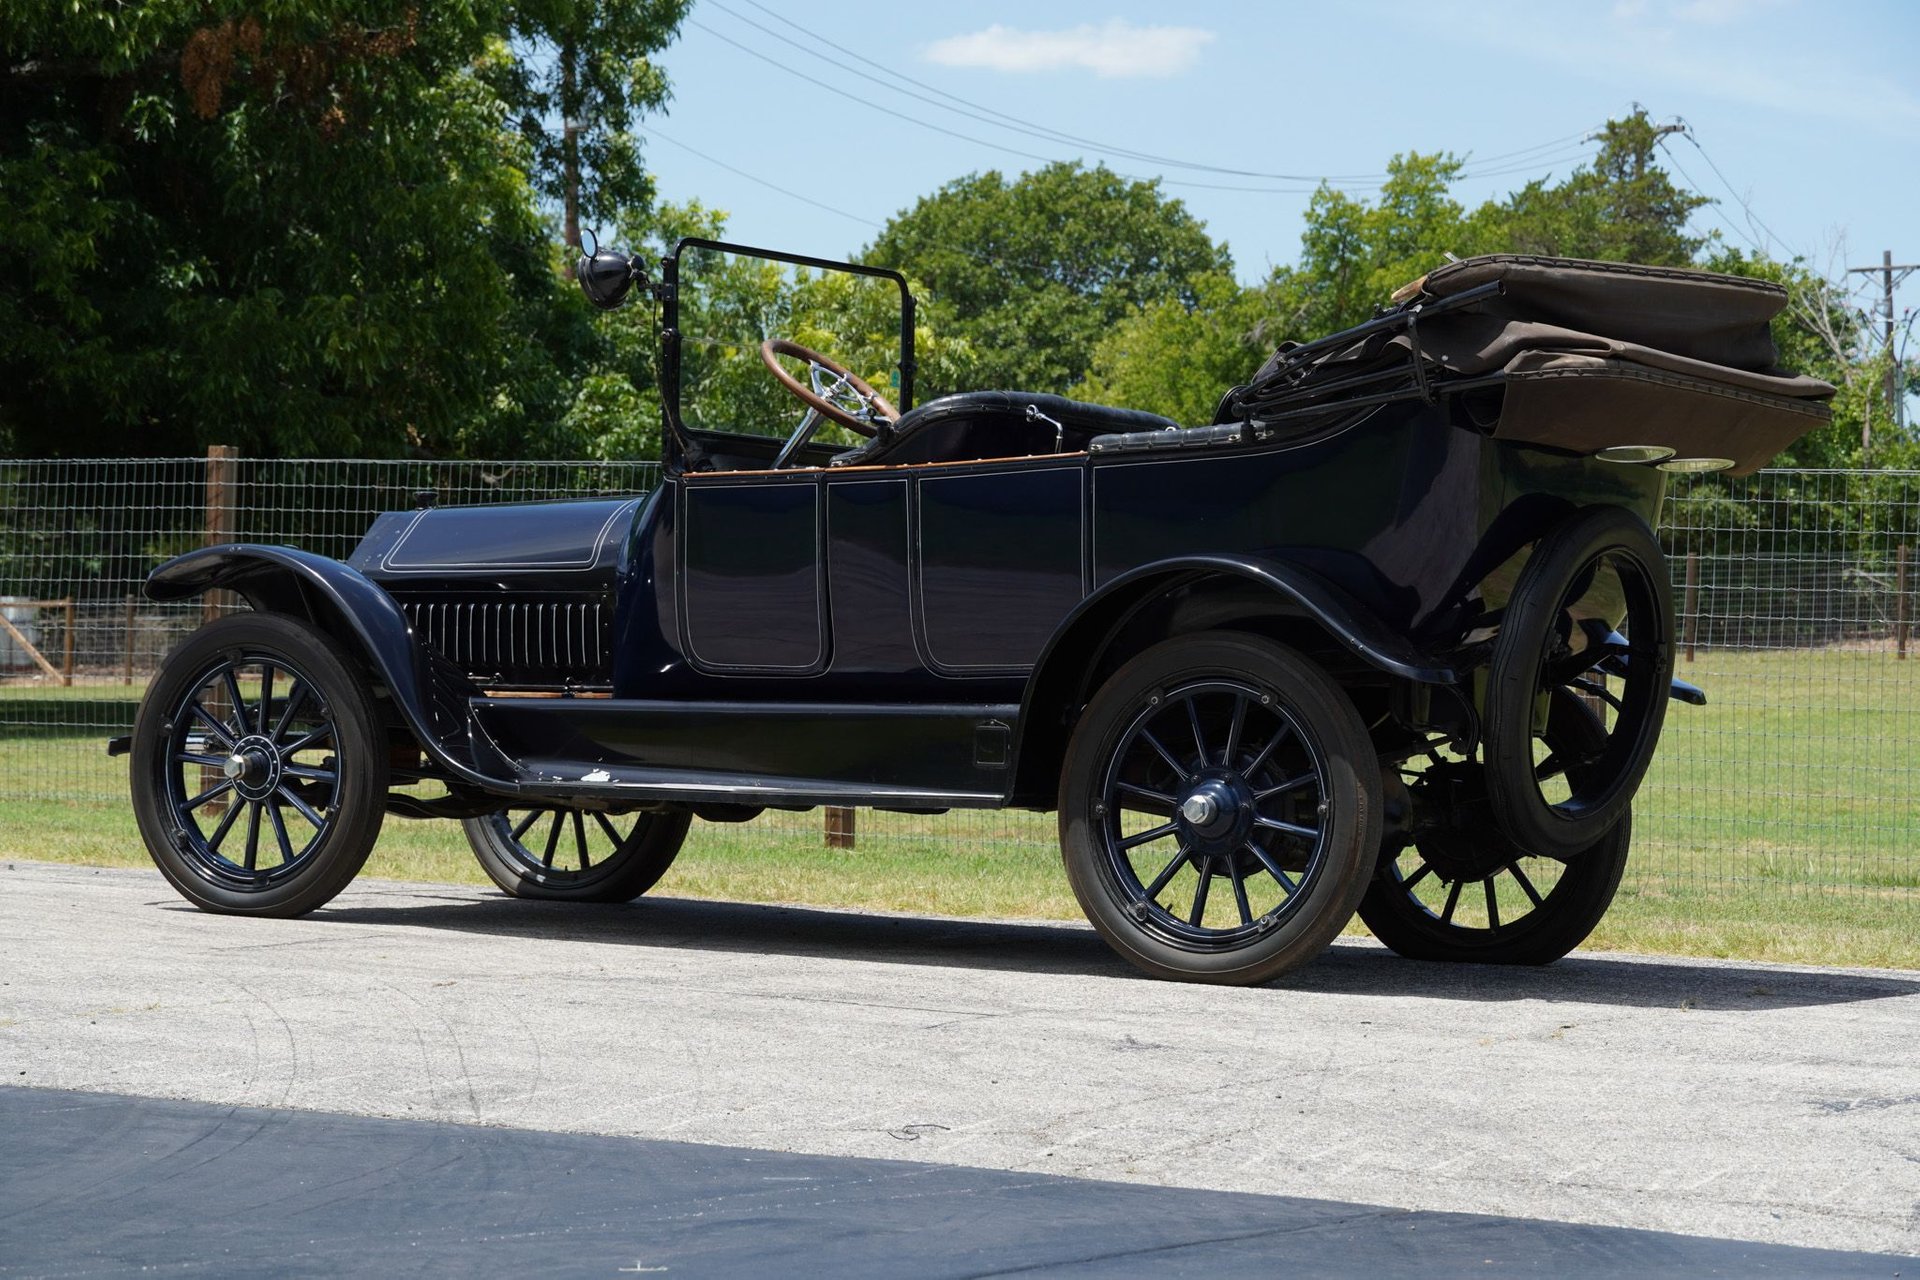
[1483,505,1672,858]
[1360,689,1630,964]
[130,612,388,916]
[463,806,691,902]
[1059,633,1379,985]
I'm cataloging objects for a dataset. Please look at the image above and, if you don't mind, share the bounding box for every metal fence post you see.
[123,595,137,686]
[1683,552,1699,663]
[1898,543,1910,660]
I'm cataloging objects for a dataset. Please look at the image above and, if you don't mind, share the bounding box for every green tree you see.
[1493,108,1708,265]
[489,0,688,250]
[1287,151,1475,336]
[864,162,1229,396]
[1701,246,1914,469]
[1268,112,1711,342]
[0,0,681,459]
[1082,274,1273,423]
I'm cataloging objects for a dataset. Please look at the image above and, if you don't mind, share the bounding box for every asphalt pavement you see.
[2,859,1917,1271]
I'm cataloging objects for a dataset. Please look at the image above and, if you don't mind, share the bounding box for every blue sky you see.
[637,0,1918,324]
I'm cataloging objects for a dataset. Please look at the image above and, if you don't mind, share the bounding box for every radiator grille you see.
[400,597,610,688]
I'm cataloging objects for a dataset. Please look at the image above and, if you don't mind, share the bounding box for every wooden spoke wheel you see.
[1059,633,1379,985]
[130,613,387,916]
[1483,505,1673,858]
[463,806,692,902]
[1361,689,1630,965]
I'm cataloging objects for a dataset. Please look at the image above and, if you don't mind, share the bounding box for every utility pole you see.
[1848,250,1917,438]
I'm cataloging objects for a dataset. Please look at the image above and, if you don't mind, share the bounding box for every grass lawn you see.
[5,645,1916,970]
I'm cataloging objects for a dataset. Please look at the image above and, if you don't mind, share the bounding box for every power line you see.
[1673,126,1797,258]
[721,0,1600,189]
[1655,138,1767,256]
[1461,148,1598,181]
[718,0,1386,183]
[685,16,1356,195]
[688,14,1598,197]
[639,123,883,230]
[639,122,1207,285]
[1848,250,1918,432]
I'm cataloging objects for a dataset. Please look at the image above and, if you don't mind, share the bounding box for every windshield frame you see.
[659,237,917,473]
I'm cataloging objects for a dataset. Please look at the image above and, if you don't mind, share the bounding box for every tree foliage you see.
[1084,108,1909,462]
[0,0,682,459]
[864,162,1229,396]
[1080,274,1268,424]
[1495,110,1708,267]
[487,0,687,247]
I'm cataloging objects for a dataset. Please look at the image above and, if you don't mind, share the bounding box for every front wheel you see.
[463,806,692,902]
[1058,633,1380,985]
[130,612,389,916]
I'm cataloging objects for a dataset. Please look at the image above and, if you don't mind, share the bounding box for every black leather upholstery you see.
[832,391,1180,467]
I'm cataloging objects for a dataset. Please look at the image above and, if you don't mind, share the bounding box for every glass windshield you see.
[675,242,910,450]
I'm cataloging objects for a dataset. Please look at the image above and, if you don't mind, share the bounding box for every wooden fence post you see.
[825,806,856,850]
[200,445,239,804]
[1683,552,1699,663]
[203,445,237,624]
[0,606,66,686]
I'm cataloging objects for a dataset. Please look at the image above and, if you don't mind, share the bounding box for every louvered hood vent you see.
[400,596,611,691]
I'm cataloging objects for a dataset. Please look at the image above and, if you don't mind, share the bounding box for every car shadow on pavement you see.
[309,890,1920,1011]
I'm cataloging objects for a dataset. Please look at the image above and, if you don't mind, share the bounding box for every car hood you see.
[347,496,642,586]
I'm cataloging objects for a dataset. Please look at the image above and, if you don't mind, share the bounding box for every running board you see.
[512,766,1004,810]
[470,698,1021,808]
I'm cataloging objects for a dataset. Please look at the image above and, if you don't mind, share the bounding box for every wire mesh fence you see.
[1,456,1915,913]
[1641,469,1919,908]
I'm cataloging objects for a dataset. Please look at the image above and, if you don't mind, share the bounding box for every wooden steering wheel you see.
[759,338,899,437]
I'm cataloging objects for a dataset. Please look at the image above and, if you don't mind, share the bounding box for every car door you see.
[913,461,1086,673]
[677,472,828,674]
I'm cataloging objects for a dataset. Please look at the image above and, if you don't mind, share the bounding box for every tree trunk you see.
[561,36,580,252]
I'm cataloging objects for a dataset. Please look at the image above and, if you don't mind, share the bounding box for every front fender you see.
[146,545,504,788]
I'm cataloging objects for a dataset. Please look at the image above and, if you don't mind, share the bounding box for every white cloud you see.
[1450,0,1919,137]
[1672,0,1790,24]
[923,20,1215,79]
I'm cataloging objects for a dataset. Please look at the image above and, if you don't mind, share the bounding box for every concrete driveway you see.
[3,860,1917,1263]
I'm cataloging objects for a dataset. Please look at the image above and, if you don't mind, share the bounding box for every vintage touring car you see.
[118,242,1832,984]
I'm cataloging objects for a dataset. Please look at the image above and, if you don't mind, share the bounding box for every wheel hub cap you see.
[1177,775,1249,849]
[224,734,283,801]
[1180,793,1219,826]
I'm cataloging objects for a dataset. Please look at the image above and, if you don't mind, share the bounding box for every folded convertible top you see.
[1228,255,1834,474]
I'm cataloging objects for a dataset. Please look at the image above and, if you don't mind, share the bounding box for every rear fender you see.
[1008,555,1458,807]
[145,545,503,787]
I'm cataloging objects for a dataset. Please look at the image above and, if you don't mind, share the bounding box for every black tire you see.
[130,612,388,916]
[1360,689,1630,965]
[463,806,691,902]
[1484,505,1673,858]
[1058,632,1380,985]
